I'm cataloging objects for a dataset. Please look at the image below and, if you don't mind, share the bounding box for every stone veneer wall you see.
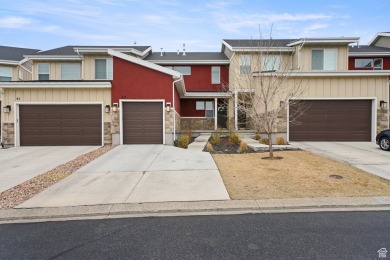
[165,109,180,145]
[1,123,14,147]
[181,118,214,131]
[104,122,112,145]
[377,108,389,133]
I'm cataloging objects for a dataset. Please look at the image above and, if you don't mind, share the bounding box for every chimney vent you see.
[177,49,180,55]
[183,43,186,56]
[160,48,163,56]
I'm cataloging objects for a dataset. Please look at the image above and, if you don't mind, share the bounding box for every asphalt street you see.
[1,211,389,259]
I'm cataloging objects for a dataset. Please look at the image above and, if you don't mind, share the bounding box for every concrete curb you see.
[1,196,390,222]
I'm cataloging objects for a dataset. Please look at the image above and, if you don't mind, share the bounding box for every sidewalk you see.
[2,196,390,223]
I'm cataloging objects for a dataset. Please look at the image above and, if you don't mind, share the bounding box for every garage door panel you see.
[19,105,102,146]
[289,100,371,141]
[123,102,163,144]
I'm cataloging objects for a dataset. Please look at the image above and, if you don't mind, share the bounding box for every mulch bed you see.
[0,145,112,210]
[203,136,256,154]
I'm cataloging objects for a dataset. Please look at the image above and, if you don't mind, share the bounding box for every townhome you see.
[144,48,230,132]
[222,37,390,142]
[348,32,390,120]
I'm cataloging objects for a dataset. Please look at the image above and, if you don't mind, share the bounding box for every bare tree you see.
[223,34,307,158]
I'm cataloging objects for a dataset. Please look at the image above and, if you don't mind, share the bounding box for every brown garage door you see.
[19,105,102,146]
[122,102,163,144]
[289,100,372,141]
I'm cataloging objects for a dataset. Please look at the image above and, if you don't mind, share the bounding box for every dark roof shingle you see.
[349,45,390,53]
[36,45,151,56]
[0,46,40,61]
[223,39,297,48]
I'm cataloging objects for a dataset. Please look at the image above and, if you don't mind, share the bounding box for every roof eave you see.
[287,38,360,46]
[24,55,82,60]
[148,60,230,65]
[253,70,390,77]
[368,32,390,46]
[0,81,111,88]
[0,60,20,65]
[348,52,390,57]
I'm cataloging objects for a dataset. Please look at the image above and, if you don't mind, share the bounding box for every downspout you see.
[297,39,305,70]
[172,75,183,143]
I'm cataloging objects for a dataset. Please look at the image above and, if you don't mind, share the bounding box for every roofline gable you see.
[108,49,181,78]
[368,32,390,46]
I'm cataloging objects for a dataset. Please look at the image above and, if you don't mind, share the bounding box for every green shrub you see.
[177,135,190,149]
[228,132,240,144]
[210,133,221,145]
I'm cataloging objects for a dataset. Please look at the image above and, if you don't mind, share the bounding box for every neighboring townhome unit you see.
[222,37,390,142]
[0,46,40,145]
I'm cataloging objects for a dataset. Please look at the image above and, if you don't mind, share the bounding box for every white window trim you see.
[37,63,50,80]
[311,49,338,71]
[60,63,81,80]
[211,66,220,84]
[261,55,281,71]
[0,66,13,81]
[95,58,113,80]
[239,55,251,75]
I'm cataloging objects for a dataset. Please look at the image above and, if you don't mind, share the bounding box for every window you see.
[38,63,50,80]
[95,58,113,79]
[355,58,383,70]
[174,66,191,75]
[0,66,12,81]
[195,101,214,117]
[311,49,337,70]
[261,55,281,71]
[61,64,81,80]
[196,101,205,110]
[211,66,220,84]
[239,55,251,74]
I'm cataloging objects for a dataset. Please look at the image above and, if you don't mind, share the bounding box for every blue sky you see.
[1,0,389,52]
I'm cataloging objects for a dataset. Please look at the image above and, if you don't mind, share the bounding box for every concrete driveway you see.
[290,142,390,180]
[18,145,230,208]
[0,146,98,193]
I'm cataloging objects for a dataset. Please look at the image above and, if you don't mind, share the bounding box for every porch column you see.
[234,90,238,130]
[214,97,218,130]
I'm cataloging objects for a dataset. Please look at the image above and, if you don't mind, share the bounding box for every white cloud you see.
[0,16,32,28]
[214,12,332,33]
[301,23,329,36]
[144,15,167,24]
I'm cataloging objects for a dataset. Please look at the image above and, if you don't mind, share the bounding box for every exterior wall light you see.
[380,100,388,109]
[3,105,11,113]
[112,103,118,112]
[105,105,110,113]
[166,102,171,112]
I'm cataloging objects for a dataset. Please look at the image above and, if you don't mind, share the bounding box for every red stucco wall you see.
[181,99,214,117]
[166,65,229,92]
[112,57,175,105]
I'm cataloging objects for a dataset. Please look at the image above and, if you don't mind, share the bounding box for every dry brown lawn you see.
[213,151,390,199]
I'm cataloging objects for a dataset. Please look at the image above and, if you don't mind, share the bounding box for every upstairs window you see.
[311,49,337,70]
[239,55,251,74]
[95,58,113,80]
[355,58,383,70]
[175,66,191,75]
[211,66,220,84]
[38,63,50,80]
[61,64,81,80]
[0,66,12,81]
[261,55,281,71]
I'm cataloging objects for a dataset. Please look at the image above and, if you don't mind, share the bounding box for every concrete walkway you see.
[0,146,98,193]
[18,145,230,208]
[290,142,390,180]
[2,196,390,223]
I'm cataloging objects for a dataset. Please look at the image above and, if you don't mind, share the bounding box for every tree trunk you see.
[268,132,273,158]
